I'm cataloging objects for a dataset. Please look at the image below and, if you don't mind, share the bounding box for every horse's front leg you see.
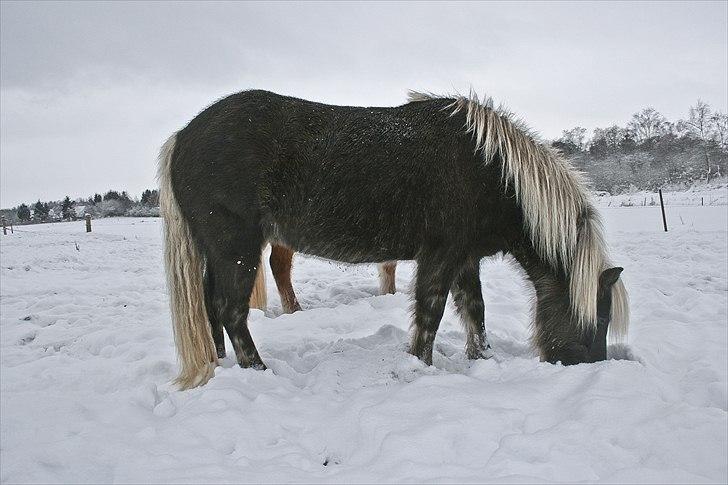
[451,259,492,360]
[409,253,459,365]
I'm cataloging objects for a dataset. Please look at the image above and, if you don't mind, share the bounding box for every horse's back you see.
[171,90,505,262]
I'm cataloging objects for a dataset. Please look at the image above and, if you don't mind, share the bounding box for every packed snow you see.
[1,192,726,483]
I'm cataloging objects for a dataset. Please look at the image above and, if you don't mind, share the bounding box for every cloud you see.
[1,1,726,207]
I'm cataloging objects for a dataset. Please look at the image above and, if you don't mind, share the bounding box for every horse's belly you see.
[268,219,419,264]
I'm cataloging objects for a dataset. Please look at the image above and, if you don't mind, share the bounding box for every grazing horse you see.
[248,246,397,313]
[159,89,629,389]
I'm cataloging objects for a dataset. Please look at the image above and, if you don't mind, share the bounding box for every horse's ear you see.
[600,267,623,289]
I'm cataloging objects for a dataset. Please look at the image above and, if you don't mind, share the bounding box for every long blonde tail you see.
[609,278,630,344]
[158,134,217,389]
[249,256,268,310]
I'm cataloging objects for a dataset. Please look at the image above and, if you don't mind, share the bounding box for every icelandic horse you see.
[159,89,629,389]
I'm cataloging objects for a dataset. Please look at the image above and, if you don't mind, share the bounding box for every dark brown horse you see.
[159,90,629,389]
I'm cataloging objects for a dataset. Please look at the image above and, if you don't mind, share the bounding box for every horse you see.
[159,89,629,389]
[247,245,397,313]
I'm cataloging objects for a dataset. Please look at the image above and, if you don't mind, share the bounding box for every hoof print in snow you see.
[18,333,36,345]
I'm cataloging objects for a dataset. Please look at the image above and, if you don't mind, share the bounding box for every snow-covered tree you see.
[710,112,728,150]
[590,125,627,157]
[17,204,31,222]
[140,189,159,207]
[679,100,717,180]
[61,196,75,220]
[558,127,588,153]
[33,200,50,221]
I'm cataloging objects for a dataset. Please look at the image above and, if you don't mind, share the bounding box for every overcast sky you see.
[1,1,726,208]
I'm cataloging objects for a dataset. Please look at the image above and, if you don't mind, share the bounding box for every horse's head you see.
[558,267,624,364]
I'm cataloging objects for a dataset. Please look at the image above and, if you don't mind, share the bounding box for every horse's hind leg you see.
[410,253,459,365]
[451,260,492,359]
[378,261,397,295]
[207,251,267,369]
[269,245,301,313]
[203,261,227,359]
[202,215,266,370]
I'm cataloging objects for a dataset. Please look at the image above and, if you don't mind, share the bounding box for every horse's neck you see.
[510,241,577,355]
[511,241,566,292]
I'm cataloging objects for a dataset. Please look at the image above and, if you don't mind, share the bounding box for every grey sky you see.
[1,1,726,208]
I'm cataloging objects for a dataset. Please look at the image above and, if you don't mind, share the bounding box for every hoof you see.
[282,306,301,314]
[250,362,267,371]
[408,347,433,366]
[466,334,493,360]
[409,340,434,366]
[238,359,267,371]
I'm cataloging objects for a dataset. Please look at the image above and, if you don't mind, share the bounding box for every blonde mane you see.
[408,90,629,341]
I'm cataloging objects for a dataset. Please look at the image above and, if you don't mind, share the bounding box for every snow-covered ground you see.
[1,195,726,483]
[593,181,728,208]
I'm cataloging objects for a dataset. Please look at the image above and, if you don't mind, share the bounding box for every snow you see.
[1,195,727,483]
[593,181,728,208]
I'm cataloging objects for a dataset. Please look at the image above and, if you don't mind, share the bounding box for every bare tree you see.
[627,107,667,142]
[559,127,588,152]
[679,100,714,180]
[593,125,626,149]
[710,112,728,150]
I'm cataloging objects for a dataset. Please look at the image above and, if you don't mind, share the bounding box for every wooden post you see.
[658,189,668,232]
[85,214,92,233]
[701,197,704,206]
[1,217,6,235]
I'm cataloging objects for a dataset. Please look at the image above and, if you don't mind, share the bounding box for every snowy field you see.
[1,197,727,483]
[593,181,728,208]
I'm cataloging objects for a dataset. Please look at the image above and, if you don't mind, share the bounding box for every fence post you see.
[1,217,6,235]
[85,214,92,233]
[658,189,668,232]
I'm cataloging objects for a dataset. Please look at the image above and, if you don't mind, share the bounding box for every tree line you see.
[3,189,159,225]
[553,99,727,192]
